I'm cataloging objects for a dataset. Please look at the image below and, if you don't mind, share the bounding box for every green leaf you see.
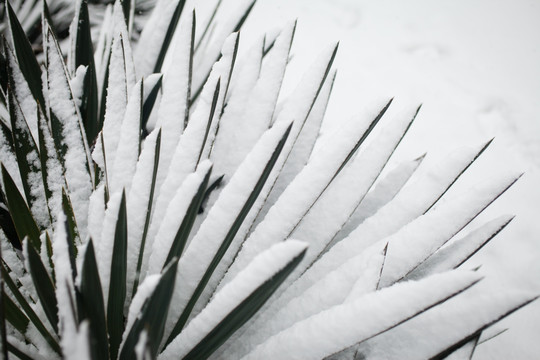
[79,240,109,360]
[196,78,220,166]
[107,190,128,360]
[3,292,29,335]
[141,73,163,139]
[1,164,40,248]
[183,247,306,360]
[153,0,187,73]
[1,263,60,354]
[73,0,99,146]
[6,342,34,360]
[44,22,93,182]
[164,165,212,268]
[25,241,59,334]
[62,188,80,261]
[5,1,45,107]
[120,259,179,360]
[6,84,41,216]
[132,129,161,296]
[166,122,293,344]
[0,244,8,360]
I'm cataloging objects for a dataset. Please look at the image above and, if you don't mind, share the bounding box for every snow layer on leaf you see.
[200,32,238,160]
[209,35,264,179]
[134,0,180,78]
[125,128,160,302]
[378,171,520,288]
[333,154,425,245]
[147,34,236,254]
[266,68,335,211]
[70,65,87,108]
[96,191,123,304]
[121,274,161,349]
[93,32,129,172]
[286,142,493,303]
[159,240,308,360]
[5,44,38,144]
[211,23,295,182]
[285,104,416,281]
[112,1,137,88]
[222,96,385,287]
[45,27,93,239]
[87,184,106,246]
[0,119,23,193]
[38,109,65,226]
[94,4,114,85]
[356,288,537,360]
[218,242,386,359]
[162,120,292,341]
[241,270,482,360]
[151,11,194,203]
[52,211,77,357]
[192,0,255,94]
[9,91,49,228]
[406,215,514,280]
[253,44,338,223]
[110,80,143,195]
[155,11,193,162]
[147,160,212,275]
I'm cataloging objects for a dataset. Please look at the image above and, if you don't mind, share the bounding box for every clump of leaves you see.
[0,0,536,359]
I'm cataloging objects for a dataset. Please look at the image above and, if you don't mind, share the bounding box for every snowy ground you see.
[240,0,540,358]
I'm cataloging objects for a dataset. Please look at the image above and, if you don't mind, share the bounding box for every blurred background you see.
[239,0,540,358]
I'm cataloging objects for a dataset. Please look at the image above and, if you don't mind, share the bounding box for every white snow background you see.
[232,0,539,358]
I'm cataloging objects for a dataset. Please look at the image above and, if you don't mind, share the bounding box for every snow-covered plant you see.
[0,0,536,359]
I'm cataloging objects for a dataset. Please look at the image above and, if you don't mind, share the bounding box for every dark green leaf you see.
[6,342,34,360]
[1,164,40,248]
[3,292,29,335]
[153,0,187,73]
[79,240,109,360]
[132,129,161,296]
[25,241,58,334]
[73,0,99,146]
[0,243,8,360]
[164,165,212,268]
[62,188,80,262]
[107,190,128,360]
[120,258,179,360]
[141,73,162,139]
[5,1,45,107]
[6,83,41,215]
[183,247,306,360]
[1,263,60,353]
[166,122,293,344]
[196,78,220,166]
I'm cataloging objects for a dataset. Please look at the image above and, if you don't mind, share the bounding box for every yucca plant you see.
[0,0,536,359]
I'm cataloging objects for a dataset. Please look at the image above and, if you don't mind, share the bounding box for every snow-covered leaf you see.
[160,240,307,360]
[241,270,482,360]
[163,120,293,345]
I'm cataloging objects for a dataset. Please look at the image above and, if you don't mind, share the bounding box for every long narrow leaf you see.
[161,240,308,360]
[120,259,179,360]
[1,164,40,248]
[164,121,292,344]
[107,190,128,360]
[79,240,109,360]
[25,241,58,334]
[5,1,44,106]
